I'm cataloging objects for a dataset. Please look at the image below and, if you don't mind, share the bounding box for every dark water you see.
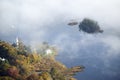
[56,43,120,80]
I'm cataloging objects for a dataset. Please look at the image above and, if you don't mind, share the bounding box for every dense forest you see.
[0,40,84,80]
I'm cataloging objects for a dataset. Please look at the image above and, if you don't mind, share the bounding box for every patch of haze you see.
[0,0,120,79]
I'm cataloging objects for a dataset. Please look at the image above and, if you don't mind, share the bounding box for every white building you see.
[0,57,5,61]
[45,49,52,55]
[16,37,19,46]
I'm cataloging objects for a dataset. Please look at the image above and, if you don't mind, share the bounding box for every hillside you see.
[0,40,84,80]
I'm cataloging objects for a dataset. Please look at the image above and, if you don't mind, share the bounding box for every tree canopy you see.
[79,18,103,33]
[0,40,84,80]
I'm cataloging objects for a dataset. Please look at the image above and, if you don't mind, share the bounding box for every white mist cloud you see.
[0,0,119,52]
[0,0,120,78]
[102,36,120,55]
[0,0,120,60]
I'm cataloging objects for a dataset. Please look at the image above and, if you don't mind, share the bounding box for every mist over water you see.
[56,34,120,80]
[0,0,120,80]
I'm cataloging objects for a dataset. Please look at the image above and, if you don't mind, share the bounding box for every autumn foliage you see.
[0,40,84,80]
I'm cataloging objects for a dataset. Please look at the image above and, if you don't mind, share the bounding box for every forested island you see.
[0,40,84,80]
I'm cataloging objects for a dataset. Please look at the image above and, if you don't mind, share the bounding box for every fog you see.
[0,0,120,80]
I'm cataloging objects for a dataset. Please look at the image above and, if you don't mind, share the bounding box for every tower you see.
[16,37,19,46]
